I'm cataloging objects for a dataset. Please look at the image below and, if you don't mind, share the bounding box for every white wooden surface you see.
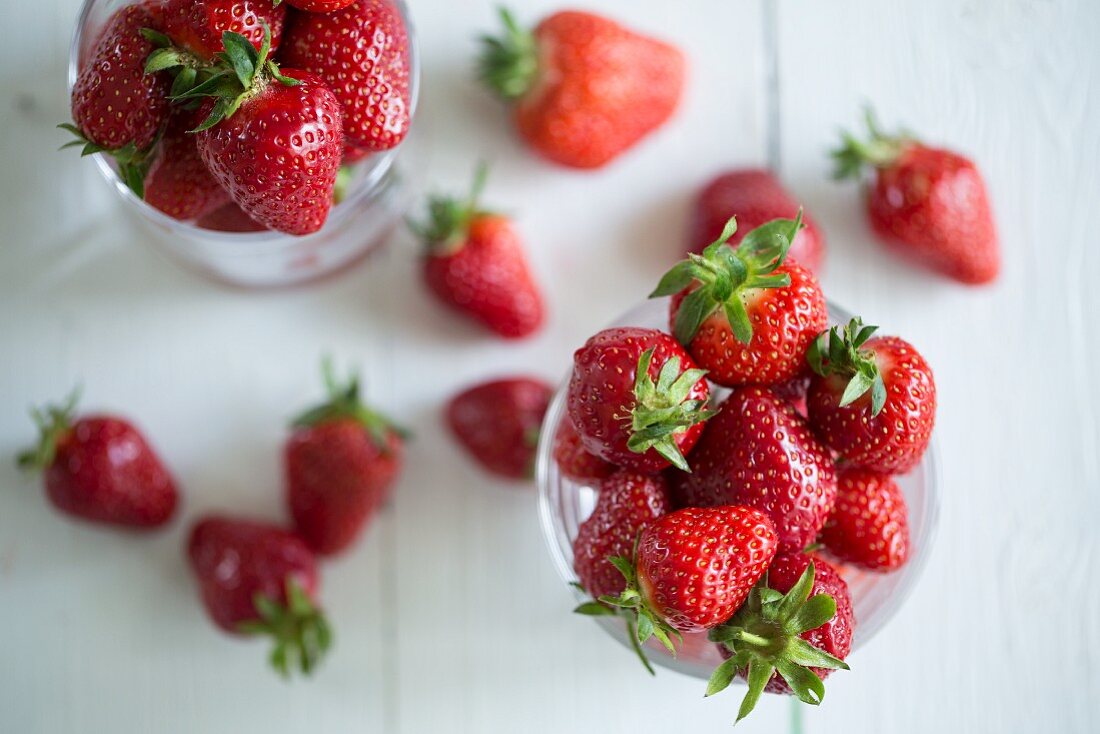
[1,1,1097,731]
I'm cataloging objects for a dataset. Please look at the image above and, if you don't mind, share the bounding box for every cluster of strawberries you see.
[551,213,937,721]
[65,0,410,235]
[18,362,406,676]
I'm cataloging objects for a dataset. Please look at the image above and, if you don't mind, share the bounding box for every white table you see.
[2,1,1097,731]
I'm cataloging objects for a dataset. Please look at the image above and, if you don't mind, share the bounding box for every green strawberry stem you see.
[831,106,914,180]
[57,124,157,198]
[238,578,332,678]
[706,564,849,724]
[292,357,408,448]
[16,388,81,471]
[477,7,539,101]
[650,213,803,346]
[622,348,713,472]
[407,162,492,255]
[806,317,888,416]
[573,593,657,676]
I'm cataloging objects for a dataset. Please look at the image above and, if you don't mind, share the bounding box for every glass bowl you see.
[536,297,940,679]
[67,0,421,288]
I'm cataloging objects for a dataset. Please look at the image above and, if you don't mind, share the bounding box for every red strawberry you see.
[197,201,268,232]
[599,506,777,670]
[807,318,936,474]
[342,143,372,165]
[478,9,685,169]
[64,4,171,186]
[280,0,412,151]
[833,109,999,284]
[820,467,910,571]
[188,516,331,676]
[567,327,712,474]
[670,387,837,553]
[144,111,229,220]
[653,215,828,387]
[181,30,343,235]
[286,362,405,555]
[708,554,852,722]
[446,377,552,480]
[552,417,614,485]
[572,470,671,600]
[284,0,357,10]
[17,391,177,529]
[161,0,285,60]
[412,166,544,339]
[691,169,826,273]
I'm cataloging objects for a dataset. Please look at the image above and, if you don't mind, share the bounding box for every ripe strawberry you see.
[670,387,837,553]
[412,167,544,339]
[280,0,412,151]
[144,111,229,220]
[161,0,286,60]
[196,201,268,232]
[598,506,777,669]
[286,362,405,556]
[567,327,712,473]
[179,29,343,235]
[572,470,671,600]
[691,169,825,273]
[283,0,357,10]
[708,554,852,722]
[478,9,685,169]
[64,4,170,188]
[553,417,614,485]
[446,377,552,480]
[833,109,999,284]
[652,215,828,387]
[188,516,331,676]
[820,467,910,571]
[807,318,936,474]
[17,391,177,529]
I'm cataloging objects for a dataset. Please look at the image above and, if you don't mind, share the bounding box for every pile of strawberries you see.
[557,214,937,721]
[18,362,406,676]
[64,0,411,235]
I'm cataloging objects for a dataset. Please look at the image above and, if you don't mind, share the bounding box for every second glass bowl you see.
[536,297,939,679]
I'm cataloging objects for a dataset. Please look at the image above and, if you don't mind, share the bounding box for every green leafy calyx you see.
[477,7,540,101]
[706,564,849,723]
[407,162,492,255]
[621,348,713,472]
[292,358,407,450]
[238,578,332,678]
[16,388,81,472]
[806,317,887,417]
[650,213,803,346]
[57,123,157,198]
[831,106,916,180]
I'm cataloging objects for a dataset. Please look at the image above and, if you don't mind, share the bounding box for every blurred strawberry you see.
[447,377,553,479]
[553,417,614,485]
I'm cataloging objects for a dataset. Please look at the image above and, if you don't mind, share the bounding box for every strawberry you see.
[774,373,811,416]
[691,169,826,273]
[478,9,685,169]
[63,4,171,191]
[280,0,412,151]
[188,516,331,676]
[820,467,910,571]
[176,29,343,235]
[17,390,177,529]
[446,377,552,480]
[652,215,828,387]
[411,166,544,339]
[144,111,229,220]
[807,318,936,474]
[833,109,999,284]
[567,327,712,473]
[342,143,372,165]
[197,201,268,232]
[596,506,777,669]
[708,554,852,722]
[552,417,614,485]
[161,0,286,60]
[572,470,671,601]
[670,387,837,553]
[283,0,358,10]
[286,361,405,556]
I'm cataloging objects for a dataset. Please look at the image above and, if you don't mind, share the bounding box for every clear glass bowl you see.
[68,0,421,288]
[536,298,940,679]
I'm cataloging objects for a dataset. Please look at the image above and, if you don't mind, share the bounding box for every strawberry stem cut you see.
[407,162,492,254]
[238,577,332,678]
[806,317,888,416]
[292,358,408,449]
[16,387,81,471]
[651,213,803,346]
[707,564,849,723]
[477,7,540,101]
[831,106,914,179]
